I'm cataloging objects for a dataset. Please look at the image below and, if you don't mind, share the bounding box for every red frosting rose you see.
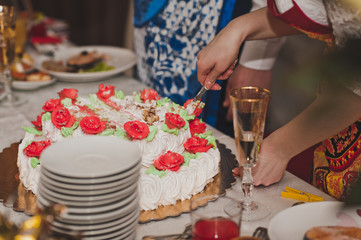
[23,140,51,158]
[96,84,115,100]
[189,118,206,136]
[184,99,203,117]
[58,88,78,100]
[51,107,76,129]
[140,89,160,101]
[80,116,107,134]
[124,121,149,140]
[42,99,61,112]
[154,151,184,172]
[31,112,44,131]
[184,136,212,153]
[165,112,185,129]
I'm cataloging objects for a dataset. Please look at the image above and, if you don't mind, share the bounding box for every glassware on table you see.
[190,194,242,240]
[229,86,271,222]
[0,0,25,106]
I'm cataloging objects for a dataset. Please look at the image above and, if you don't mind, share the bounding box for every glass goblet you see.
[191,194,242,240]
[0,0,25,107]
[229,86,271,222]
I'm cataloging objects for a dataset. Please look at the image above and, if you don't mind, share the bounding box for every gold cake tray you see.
[0,141,238,223]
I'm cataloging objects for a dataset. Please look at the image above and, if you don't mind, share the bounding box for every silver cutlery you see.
[142,224,192,240]
[193,85,207,102]
[253,226,270,240]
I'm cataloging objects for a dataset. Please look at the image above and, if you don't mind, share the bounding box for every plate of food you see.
[11,54,56,90]
[268,201,361,240]
[12,73,56,90]
[34,46,137,82]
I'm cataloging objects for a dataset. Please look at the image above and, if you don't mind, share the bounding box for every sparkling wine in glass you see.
[229,87,271,222]
[0,0,25,106]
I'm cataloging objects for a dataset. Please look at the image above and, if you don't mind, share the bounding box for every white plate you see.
[50,211,139,236]
[39,171,139,191]
[40,173,138,196]
[52,206,139,230]
[55,196,139,223]
[51,219,138,240]
[38,180,136,203]
[34,45,137,82]
[41,160,139,184]
[37,189,138,215]
[40,136,141,178]
[12,77,56,90]
[269,201,361,240]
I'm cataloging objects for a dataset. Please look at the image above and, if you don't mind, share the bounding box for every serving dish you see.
[34,46,137,82]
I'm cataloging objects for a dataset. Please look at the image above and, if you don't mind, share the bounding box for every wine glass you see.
[229,86,271,222]
[0,0,25,106]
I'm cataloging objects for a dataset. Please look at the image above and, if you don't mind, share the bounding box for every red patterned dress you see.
[268,0,361,200]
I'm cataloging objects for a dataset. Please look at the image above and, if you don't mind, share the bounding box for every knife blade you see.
[193,85,207,102]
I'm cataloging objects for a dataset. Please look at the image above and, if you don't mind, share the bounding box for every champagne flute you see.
[229,86,271,222]
[0,0,25,106]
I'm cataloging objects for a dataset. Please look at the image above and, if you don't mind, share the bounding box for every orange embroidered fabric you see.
[313,120,361,201]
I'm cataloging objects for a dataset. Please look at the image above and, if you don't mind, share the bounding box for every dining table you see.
[0,72,336,239]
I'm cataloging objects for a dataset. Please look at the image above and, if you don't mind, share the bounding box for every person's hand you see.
[233,133,290,186]
[196,20,244,90]
[223,65,272,121]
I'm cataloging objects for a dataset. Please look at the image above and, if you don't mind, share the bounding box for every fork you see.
[252,227,270,240]
[142,224,192,240]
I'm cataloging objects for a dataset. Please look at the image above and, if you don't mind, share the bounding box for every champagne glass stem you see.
[3,68,12,95]
[241,167,254,209]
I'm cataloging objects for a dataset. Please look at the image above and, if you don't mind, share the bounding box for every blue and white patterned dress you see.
[134,0,236,126]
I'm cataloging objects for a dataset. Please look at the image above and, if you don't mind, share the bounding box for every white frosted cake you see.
[17,84,220,211]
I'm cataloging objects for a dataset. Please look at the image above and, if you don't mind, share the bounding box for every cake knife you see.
[193,85,207,102]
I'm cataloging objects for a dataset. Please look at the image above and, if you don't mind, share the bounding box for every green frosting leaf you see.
[145,165,166,177]
[22,126,42,136]
[115,90,125,99]
[156,97,170,107]
[30,157,40,168]
[61,127,73,137]
[100,129,115,136]
[161,124,179,136]
[61,98,73,107]
[88,94,108,108]
[116,128,128,140]
[88,93,98,105]
[182,152,200,166]
[42,112,51,121]
[168,102,181,113]
[179,109,195,121]
[195,131,216,148]
[86,104,95,110]
[206,136,216,148]
[60,121,79,137]
[134,93,142,103]
[196,131,213,139]
[146,125,158,142]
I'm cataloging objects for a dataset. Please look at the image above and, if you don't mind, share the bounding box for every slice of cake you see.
[17,84,220,211]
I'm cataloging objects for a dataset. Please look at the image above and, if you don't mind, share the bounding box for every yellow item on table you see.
[281,186,324,202]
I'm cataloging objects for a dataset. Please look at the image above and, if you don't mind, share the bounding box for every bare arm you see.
[196,7,300,90]
[253,84,361,186]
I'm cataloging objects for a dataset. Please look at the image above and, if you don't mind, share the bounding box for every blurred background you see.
[30,0,133,49]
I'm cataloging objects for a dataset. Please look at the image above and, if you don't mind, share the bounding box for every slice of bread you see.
[304,226,361,240]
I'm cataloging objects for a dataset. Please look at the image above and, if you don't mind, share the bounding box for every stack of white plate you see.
[37,136,141,240]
